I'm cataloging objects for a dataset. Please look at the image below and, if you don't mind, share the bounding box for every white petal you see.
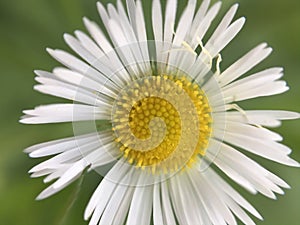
[111,186,134,225]
[223,80,289,103]
[190,2,222,49]
[217,110,300,127]
[206,168,262,218]
[24,132,100,157]
[152,0,163,64]
[219,43,272,86]
[64,33,98,65]
[99,184,133,225]
[153,182,164,225]
[195,16,245,73]
[126,0,137,35]
[267,173,291,189]
[108,2,150,75]
[126,173,153,225]
[208,151,258,194]
[189,0,210,41]
[63,34,126,88]
[171,174,203,224]
[21,104,110,124]
[47,48,114,86]
[52,159,87,189]
[135,0,150,66]
[83,17,113,54]
[218,121,283,142]
[160,179,177,225]
[161,0,177,65]
[186,169,227,225]
[173,0,196,46]
[43,167,68,183]
[152,0,163,43]
[107,3,137,45]
[75,30,105,59]
[222,132,300,167]
[52,67,118,98]
[108,20,147,78]
[34,84,91,106]
[53,144,118,190]
[164,0,177,44]
[222,67,283,92]
[96,2,110,36]
[30,169,57,178]
[205,17,245,57]
[166,0,197,71]
[89,144,120,169]
[210,140,288,198]
[34,70,53,78]
[33,77,109,106]
[84,161,129,221]
[29,134,114,173]
[86,181,116,225]
[169,176,188,224]
[224,198,257,225]
[36,182,71,200]
[83,17,132,83]
[135,0,147,43]
[208,4,239,43]
[199,174,238,225]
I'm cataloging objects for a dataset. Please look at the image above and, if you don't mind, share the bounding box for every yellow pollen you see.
[112,75,212,174]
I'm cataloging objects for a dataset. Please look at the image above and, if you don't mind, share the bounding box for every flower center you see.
[112,74,212,173]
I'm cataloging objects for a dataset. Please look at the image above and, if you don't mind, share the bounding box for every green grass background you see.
[0,0,299,224]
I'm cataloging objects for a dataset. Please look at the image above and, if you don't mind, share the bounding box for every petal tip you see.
[46,48,55,55]
[63,33,71,39]
[82,16,89,23]
[35,193,46,201]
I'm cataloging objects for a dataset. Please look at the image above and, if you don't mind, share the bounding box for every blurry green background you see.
[0,0,299,224]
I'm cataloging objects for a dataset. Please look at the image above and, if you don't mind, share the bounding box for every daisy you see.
[20,0,299,224]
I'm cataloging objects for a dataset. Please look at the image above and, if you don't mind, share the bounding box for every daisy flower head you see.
[21,0,300,225]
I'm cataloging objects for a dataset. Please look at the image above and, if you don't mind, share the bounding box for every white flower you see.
[21,0,299,225]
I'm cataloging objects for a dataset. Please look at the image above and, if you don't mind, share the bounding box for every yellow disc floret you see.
[128,97,181,166]
[112,74,212,174]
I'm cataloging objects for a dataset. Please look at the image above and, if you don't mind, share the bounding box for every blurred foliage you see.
[0,0,299,225]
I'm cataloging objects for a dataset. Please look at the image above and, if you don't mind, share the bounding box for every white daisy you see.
[21,0,300,225]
